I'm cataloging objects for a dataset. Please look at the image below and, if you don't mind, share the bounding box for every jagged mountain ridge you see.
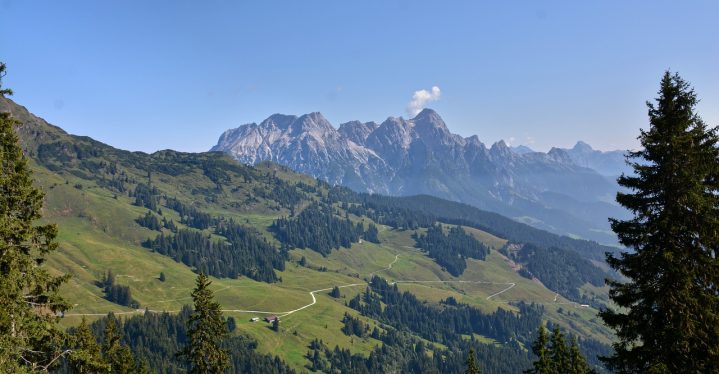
[212,109,628,244]
[510,141,631,178]
[562,141,631,177]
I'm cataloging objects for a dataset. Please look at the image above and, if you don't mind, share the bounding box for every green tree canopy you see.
[464,347,481,374]
[525,325,553,374]
[0,62,71,372]
[569,337,592,374]
[600,71,719,373]
[526,325,595,374]
[179,273,230,374]
[102,314,136,374]
[67,317,109,373]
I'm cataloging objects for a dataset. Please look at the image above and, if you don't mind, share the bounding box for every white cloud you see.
[406,86,441,117]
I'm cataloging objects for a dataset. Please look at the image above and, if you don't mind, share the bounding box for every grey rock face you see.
[212,108,627,244]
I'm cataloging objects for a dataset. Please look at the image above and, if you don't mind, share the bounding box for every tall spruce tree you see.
[525,325,553,374]
[67,317,109,373]
[0,62,72,371]
[179,273,230,374]
[600,71,719,372]
[568,337,593,374]
[550,328,570,371]
[102,314,136,374]
[464,347,481,374]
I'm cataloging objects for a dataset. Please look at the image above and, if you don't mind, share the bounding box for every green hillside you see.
[1,97,614,372]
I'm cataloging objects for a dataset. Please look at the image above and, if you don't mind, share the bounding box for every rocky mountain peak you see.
[465,135,485,148]
[289,112,335,137]
[547,147,573,164]
[489,140,513,159]
[510,145,535,155]
[259,113,297,130]
[572,141,594,153]
[367,117,414,148]
[411,108,446,127]
[338,120,378,145]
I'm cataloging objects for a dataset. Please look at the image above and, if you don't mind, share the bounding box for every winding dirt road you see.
[64,253,567,318]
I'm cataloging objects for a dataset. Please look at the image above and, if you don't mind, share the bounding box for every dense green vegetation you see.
[65,309,296,374]
[131,182,160,211]
[306,328,534,374]
[135,210,163,231]
[165,197,214,230]
[350,276,542,346]
[526,325,594,374]
[600,72,719,372]
[271,203,365,256]
[99,270,140,308]
[511,244,605,302]
[0,65,75,372]
[178,273,230,373]
[143,224,285,282]
[413,224,489,276]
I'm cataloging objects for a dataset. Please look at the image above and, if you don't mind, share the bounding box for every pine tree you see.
[0,62,72,371]
[67,317,109,373]
[179,273,230,374]
[136,359,152,374]
[549,328,569,372]
[568,337,593,374]
[329,286,341,298]
[525,325,553,374]
[464,347,481,374]
[600,72,719,373]
[102,314,136,374]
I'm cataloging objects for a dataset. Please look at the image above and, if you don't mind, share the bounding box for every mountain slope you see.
[2,97,613,372]
[212,109,628,244]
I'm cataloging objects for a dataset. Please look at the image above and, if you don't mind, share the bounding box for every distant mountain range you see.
[511,142,630,178]
[211,109,629,244]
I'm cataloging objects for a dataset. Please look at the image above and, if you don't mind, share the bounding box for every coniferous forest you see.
[413,224,490,276]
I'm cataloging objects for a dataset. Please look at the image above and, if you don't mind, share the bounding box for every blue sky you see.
[1,1,717,152]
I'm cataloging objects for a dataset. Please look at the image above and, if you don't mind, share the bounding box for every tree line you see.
[509,243,605,302]
[271,203,368,256]
[413,224,489,276]
[142,223,286,283]
[349,276,543,347]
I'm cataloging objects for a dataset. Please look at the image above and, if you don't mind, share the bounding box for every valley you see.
[0,96,615,372]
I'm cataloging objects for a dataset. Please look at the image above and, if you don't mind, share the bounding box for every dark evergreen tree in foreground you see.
[600,72,719,373]
[179,273,230,374]
[0,62,73,371]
